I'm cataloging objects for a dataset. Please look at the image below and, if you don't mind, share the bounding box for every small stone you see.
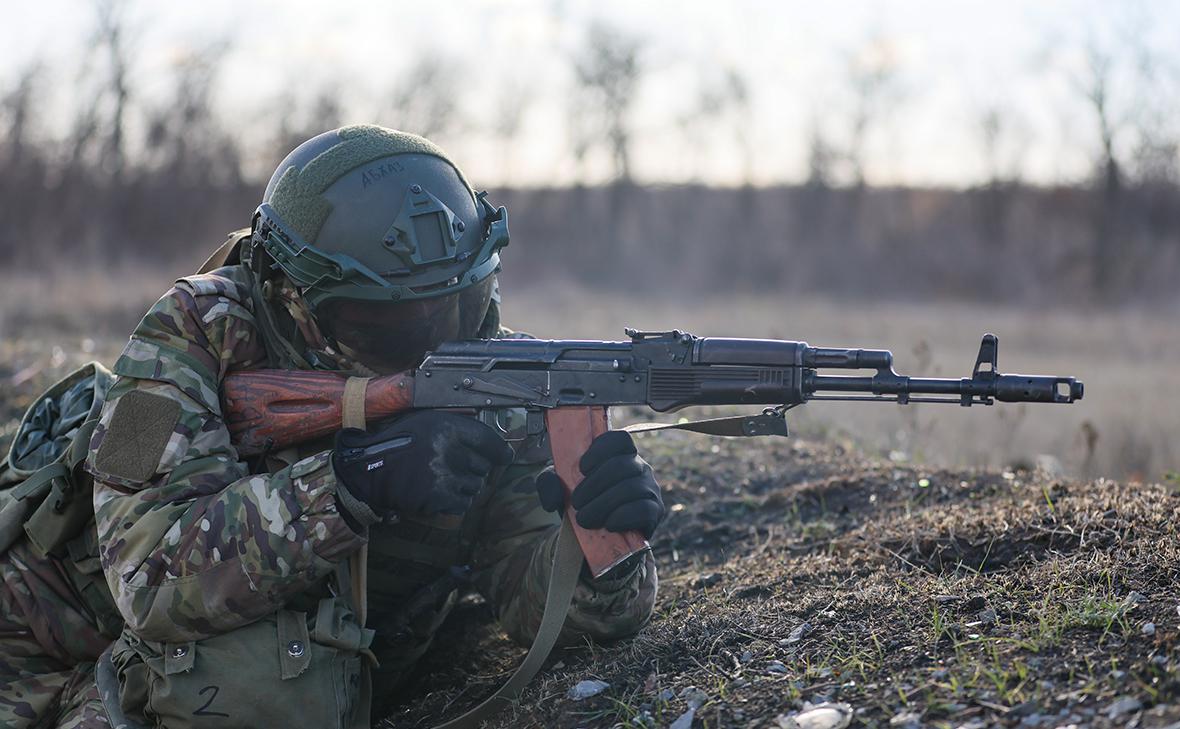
[931,668,949,680]
[679,686,709,710]
[657,688,676,702]
[1019,714,1043,727]
[934,595,959,604]
[1142,622,1156,636]
[1010,701,1038,717]
[669,707,695,729]
[1151,655,1168,666]
[1128,591,1147,604]
[567,679,609,700]
[782,702,854,729]
[767,660,789,674]
[964,595,987,611]
[889,711,922,728]
[1105,696,1142,719]
[691,572,723,588]
[740,650,753,663]
[976,608,998,625]
[786,621,813,644]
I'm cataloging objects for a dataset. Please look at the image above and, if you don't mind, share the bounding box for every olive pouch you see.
[111,596,373,729]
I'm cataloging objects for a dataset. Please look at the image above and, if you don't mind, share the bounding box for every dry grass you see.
[382,432,1180,728]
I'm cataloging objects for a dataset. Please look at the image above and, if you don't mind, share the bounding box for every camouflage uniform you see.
[0,367,120,727]
[77,263,657,725]
[0,541,113,727]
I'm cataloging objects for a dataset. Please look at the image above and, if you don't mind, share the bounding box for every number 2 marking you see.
[193,685,230,718]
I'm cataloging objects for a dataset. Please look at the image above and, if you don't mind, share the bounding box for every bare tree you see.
[973,103,1029,249]
[804,122,838,189]
[490,80,533,186]
[1068,40,1129,293]
[570,22,644,184]
[143,41,240,186]
[0,63,41,168]
[1077,44,1123,197]
[843,36,904,188]
[92,0,133,182]
[676,66,751,183]
[266,86,345,174]
[0,63,47,262]
[386,56,464,142]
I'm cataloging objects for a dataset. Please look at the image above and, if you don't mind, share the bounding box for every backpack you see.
[0,361,113,557]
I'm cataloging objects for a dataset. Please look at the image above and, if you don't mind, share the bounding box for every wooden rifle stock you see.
[220,369,648,576]
[221,370,415,455]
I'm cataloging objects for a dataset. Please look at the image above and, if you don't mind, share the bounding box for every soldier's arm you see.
[469,457,657,648]
[85,278,365,643]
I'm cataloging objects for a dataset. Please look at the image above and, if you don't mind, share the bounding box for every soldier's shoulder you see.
[174,263,254,304]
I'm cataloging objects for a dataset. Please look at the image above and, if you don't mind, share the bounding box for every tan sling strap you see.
[434,515,583,729]
[342,377,371,431]
[341,376,372,626]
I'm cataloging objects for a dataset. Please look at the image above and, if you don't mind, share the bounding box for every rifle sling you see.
[433,515,582,729]
[624,411,789,438]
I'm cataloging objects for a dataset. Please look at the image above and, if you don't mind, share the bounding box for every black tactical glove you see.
[535,430,664,539]
[332,411,514,523]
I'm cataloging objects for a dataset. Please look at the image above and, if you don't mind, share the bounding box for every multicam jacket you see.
[82,264,657,689]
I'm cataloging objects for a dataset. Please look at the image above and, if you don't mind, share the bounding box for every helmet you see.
[250,125,509,371]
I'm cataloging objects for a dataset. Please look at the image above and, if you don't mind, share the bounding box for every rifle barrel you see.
[805,373,1082,404]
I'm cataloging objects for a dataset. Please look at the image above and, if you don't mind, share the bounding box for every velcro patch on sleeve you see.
[93,390,182,484]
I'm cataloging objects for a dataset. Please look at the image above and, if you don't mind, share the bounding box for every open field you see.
[386,433,1180,728]
[3,268,1176,481]
[1,269,1177,728]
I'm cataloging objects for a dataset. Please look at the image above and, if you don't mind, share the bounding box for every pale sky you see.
[4,0,1178,187]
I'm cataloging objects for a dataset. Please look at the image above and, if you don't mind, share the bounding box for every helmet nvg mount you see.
[251,125,509,369]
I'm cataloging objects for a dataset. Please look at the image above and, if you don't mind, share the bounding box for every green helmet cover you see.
[252,125,509,313]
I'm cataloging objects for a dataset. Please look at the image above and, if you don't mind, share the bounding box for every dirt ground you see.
[2,335,1177,729]
[380,425,1180,728]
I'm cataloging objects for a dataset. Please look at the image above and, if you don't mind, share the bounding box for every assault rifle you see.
[223,330,1082,576]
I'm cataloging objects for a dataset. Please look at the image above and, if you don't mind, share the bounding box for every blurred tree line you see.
[2,2,1178,306]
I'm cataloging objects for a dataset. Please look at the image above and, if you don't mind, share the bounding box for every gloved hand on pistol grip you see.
[332,410,514,523]
[535,430,665,539]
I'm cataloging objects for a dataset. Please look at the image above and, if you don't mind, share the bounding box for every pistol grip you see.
[544,406,650,577]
